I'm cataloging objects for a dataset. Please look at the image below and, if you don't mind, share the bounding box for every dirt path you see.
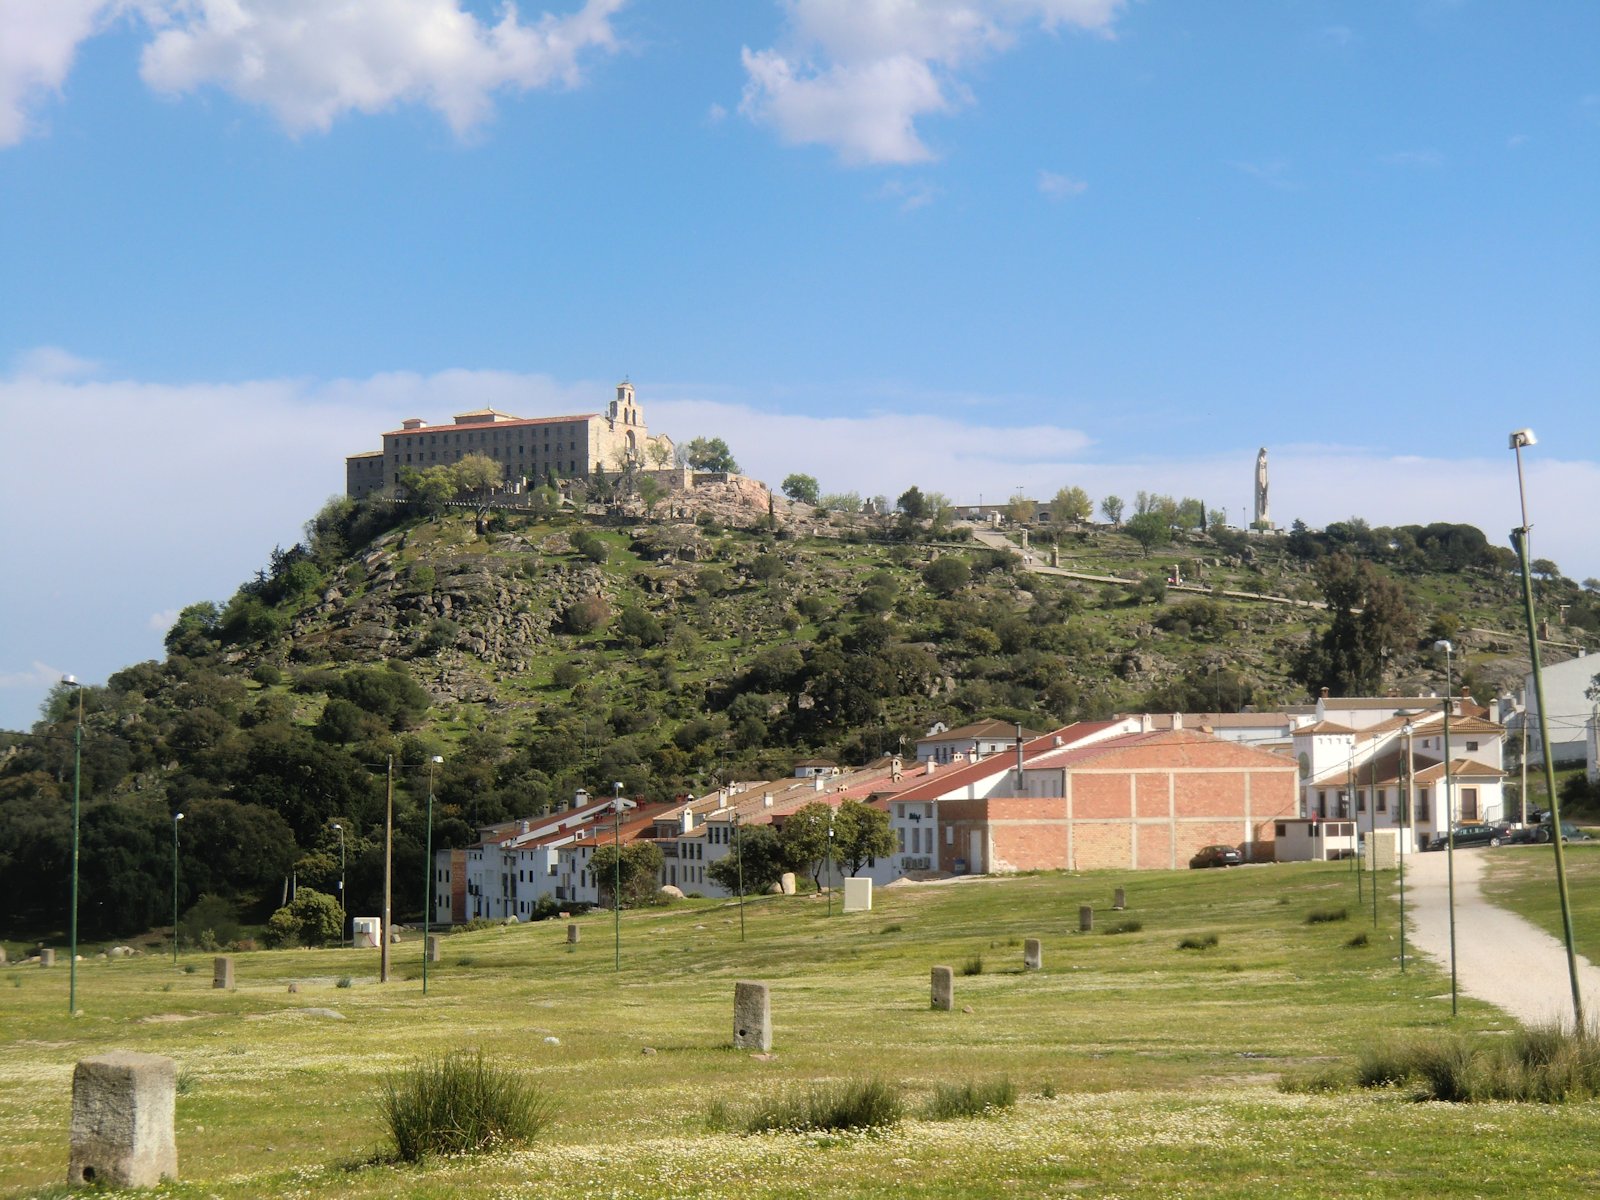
[1402,847,1597,1028]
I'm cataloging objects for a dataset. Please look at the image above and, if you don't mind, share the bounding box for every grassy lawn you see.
[1481,843,1600,964]
[6,864,1600,1198]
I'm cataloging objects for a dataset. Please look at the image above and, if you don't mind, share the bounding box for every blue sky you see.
[2,0,1597,730]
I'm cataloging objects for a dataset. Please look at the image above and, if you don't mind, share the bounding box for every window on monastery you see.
[1466,741,1479,751]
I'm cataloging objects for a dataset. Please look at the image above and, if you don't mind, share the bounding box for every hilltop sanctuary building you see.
[345,381,664,499]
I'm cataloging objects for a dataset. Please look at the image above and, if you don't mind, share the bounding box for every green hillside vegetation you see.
[3,480,1598,945]
[4,864,1599,1198]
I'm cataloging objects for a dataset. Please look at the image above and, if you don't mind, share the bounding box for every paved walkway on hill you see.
[966,528,1328,610]
[1401,847,1597,1029]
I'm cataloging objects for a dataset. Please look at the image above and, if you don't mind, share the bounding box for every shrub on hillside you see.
[743,1078,904,1134]
[563,594,611,635]
[262,888,343,948]
[922,1078,1016,1120]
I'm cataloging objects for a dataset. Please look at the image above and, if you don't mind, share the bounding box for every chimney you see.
[1053,735,1063,747]
[1140,713,1153,733]
[763,792,774,808]
[814,774,825,791]
[1014,723,1025,781]
[926,760,937,775]
[1172,713,1183,730]
[1320,687,1330,698]
[573,788,589,811]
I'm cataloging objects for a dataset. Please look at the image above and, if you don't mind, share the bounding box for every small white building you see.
[1519,652,1598,769]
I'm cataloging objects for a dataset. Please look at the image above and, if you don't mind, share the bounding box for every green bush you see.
[744,1078,904,1134]
[922,1078,1017,1120]
[263,889,343,948]
[1177,933,1219,951]
[379,1049,556,1161]
[960,955,984,976]
[1305,907,1349,925]
[1105,920,1142,935]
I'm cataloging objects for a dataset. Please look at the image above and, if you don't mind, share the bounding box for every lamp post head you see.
[332,822,340,831]
[1508,429,1537,450]
[174,812,184,822]
[1433,640,1453,655]
[431,755,444,764]
[62,674,78,686]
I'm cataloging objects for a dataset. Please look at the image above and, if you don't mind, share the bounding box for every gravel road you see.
[1402,845,1598,1029]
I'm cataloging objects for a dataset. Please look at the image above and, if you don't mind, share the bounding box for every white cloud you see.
[1231,158,1299,191]
[140,0,629,136]
[1038,169,1086,200]
[0,0,120,146]
[0,0,627,147]
[739,0,1123,166]
[1380,149,1445,168]
[10,344,103,380]
[874,177,941,210]
[4,360,1596,730]
[0,661,67,692]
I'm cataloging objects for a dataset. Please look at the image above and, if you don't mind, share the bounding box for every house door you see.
[968,831,984,874]
[1460,788,1479,821]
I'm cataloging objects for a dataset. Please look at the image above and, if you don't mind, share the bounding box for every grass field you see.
[5,863,1600,1198]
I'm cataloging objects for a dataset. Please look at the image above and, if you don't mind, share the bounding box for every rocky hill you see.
[3,484,1595,945]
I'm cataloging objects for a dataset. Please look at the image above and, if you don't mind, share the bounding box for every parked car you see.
[1531,820,1593,844]
[1424,822,1512,851]
[1189,844,1243,869]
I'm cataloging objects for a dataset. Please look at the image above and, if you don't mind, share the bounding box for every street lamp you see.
[826,814,836,919]
[332,823,346,949]
[1399,722,1413,973]
[382,755,394,984]
[612,783,635,972]
[171,812,184,965]
[1508,427,1584,1029]
[1435,639,1459,1016]
[422,755,443,996]
[733,809,745,943]
[63,675,84,1015]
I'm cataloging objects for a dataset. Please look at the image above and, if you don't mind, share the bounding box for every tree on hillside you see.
[682,437,739,473]
[589,840,664,907]
[1050,485,1092,532]
[1125,511,1171,555]
[922,555,971,596]
[782,474,820,505]
[896,486,928,520]
[1101,494,1124,526]
[833,799,894,876]
[707,822,788,895]
[1005,495,1036,527]
[781,801,835,890]
[1294,552,1417,695]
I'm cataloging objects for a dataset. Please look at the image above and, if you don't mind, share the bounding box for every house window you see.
[1466,741,1479,752]
[945,827,954,845]
[1275,822,1287,837]
[1356,790,1366,813]
[1417,789,1431,821]
[1377,790,1387,813]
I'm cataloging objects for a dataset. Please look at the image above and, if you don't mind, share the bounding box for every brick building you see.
[912,726,1298,872]
[346,380,670,499]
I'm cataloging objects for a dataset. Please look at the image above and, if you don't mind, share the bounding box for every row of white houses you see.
[433,698,1515,922]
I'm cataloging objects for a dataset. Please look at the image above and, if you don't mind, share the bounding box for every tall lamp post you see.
[422,755,443,996]
[1509,428,1584,1029]
[612,783,634,972]
[332,823,346,949]
[171,812,184,965]
[1436,640,1459,1017]
[381,755,394,984]
[1399,722,1413,973]
[733,809,745,943]
[63,675,84,1015]
[826,815,835,919]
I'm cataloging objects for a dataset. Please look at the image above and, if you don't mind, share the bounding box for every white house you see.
[915,720,1042,765]
[1296,707,1508,853]
[1518,652,1598,769]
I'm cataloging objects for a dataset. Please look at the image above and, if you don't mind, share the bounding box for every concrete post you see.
[1079,905,1094,933]
[733,981,771,1051]
[426,935,442,964]
[1024,938,1042,970]
[40,949,56,968]
[212,956,234,990]
[69,1052,178,1188]
[931,965,954,1011]
[567,923,580,945]
[1113,887,1127,911]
